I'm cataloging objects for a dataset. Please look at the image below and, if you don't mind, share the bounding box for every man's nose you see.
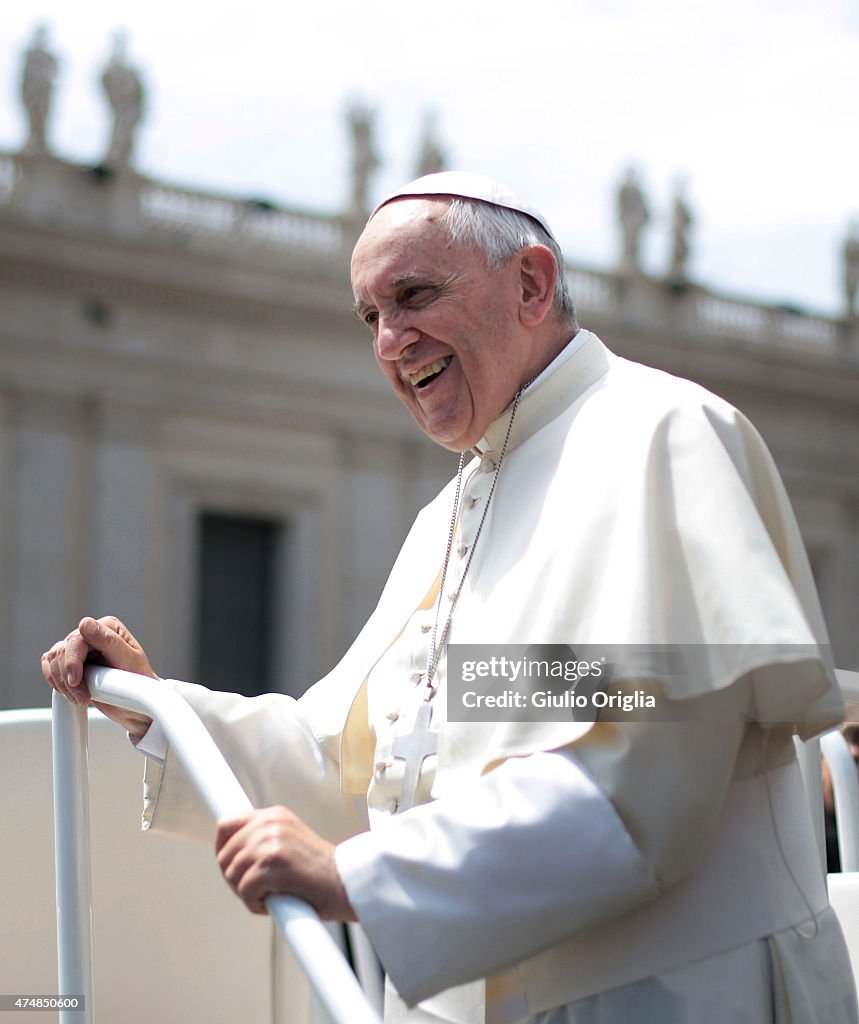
[375,313,420,361]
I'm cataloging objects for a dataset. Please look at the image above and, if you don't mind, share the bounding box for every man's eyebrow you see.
[352,273,435,319]
[390,272,429,290]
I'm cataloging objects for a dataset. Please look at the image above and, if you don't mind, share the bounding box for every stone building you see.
[1,39,858,711]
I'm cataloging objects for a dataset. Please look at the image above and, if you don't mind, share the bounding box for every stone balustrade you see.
[697,294,840,355]
[139,182,345,254]
[0,148,853,360]
[0,153,18,203]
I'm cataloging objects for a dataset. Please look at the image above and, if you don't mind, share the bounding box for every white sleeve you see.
[335,685,748,1006]
[336,747,654,1005]
[131,718,168,765]
[142,680,369,845]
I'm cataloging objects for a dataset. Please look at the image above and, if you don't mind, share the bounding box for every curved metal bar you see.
[53,667,381,1024]
[822,729,859,873]
[52,692,95,1024]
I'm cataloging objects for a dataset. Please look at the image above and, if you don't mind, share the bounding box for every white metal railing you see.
[830,668,859,873]
[52,666,382,1024]
[793,668,859,875]
[823,729,859,873]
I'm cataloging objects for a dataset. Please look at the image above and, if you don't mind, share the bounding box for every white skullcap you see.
[370,170,557,241]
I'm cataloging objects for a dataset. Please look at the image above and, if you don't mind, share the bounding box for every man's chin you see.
[417,418,479,453]
[403,395,480,451]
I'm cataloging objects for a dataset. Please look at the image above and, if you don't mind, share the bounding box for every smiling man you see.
[43,172,856,1023]
[351,186,572,451]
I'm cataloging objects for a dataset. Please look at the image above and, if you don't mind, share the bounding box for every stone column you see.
[89,400,164,666]
[4,395,91,709]
[336,433,416,651]
[845,501,859,670]
[0,392,12,704]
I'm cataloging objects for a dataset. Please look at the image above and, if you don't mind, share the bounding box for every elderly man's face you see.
[351,198,535,451]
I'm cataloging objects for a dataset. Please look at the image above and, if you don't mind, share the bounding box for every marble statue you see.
[667,180,694,284]
[346,100,380,217]
[617,166,650,274]
[100,32,145,172]
[413,111,446,178]
[19,25,59,156]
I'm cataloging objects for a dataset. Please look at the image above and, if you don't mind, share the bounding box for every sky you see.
[1,0,856,316]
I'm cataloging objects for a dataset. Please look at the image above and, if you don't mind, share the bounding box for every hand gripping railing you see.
[52,665,382,1024]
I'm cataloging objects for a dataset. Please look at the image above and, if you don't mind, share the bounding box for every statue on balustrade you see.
[616,166,650,274]
[843,219,859,322]
[99,32,145,173]
[346,100,380,218]
[413,111,447,178]
[667,179,694,285]
[19,24,59,157]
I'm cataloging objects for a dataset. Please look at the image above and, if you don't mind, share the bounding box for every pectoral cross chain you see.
[391,699,438,812]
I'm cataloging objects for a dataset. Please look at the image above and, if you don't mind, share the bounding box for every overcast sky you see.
[1,0,856,315]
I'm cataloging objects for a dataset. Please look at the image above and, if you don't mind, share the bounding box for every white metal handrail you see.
[822,729,859,873]
[52,666,382,1024]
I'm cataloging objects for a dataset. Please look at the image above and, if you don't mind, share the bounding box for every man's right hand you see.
[41,616,158,740]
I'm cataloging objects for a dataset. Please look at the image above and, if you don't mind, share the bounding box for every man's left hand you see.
[215,806,357,922]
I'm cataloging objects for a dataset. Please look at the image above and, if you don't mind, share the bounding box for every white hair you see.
[440,198,577,327]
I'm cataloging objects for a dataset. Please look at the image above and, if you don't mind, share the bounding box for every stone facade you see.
[1,137,858,710]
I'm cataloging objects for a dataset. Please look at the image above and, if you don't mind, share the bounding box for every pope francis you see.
[43,172,858,1023]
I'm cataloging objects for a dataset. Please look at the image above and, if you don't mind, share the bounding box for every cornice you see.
[0,218,354,322]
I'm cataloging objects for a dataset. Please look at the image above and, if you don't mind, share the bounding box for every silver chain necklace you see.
[391,379,534,811]
[424,377,534,695]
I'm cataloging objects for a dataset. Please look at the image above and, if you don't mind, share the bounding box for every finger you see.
[216,815,276,896]
[218,828,281,915]
[234,861,271,915]
[217,829,264,905]
[219,840,253,891]
[48,643,71,694]
[40,650,63,695]
[42,643,86,705]
[215,813,255,855]
[40,646,58,687]
[63,630,92,690]
[59,644,92,705]
[78,616,156,677]
[95,615,143,652]
[79,617,127,657]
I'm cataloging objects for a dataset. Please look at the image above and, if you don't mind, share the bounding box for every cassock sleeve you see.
[334,679,751,1006]
[141,679,369,844]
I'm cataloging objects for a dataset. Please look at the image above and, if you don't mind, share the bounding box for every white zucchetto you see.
[370,170,557,241]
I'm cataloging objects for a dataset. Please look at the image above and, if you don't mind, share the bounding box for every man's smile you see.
[409,356,453,389]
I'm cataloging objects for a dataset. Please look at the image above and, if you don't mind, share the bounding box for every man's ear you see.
[517,245,558,326]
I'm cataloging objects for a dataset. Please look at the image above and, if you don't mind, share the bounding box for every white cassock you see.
[139,331,857,1023]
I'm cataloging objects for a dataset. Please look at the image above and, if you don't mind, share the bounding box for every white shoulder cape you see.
[297,332,843,796]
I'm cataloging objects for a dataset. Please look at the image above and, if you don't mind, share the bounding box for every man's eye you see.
[363,310,379,327]
[402,285,430,304]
